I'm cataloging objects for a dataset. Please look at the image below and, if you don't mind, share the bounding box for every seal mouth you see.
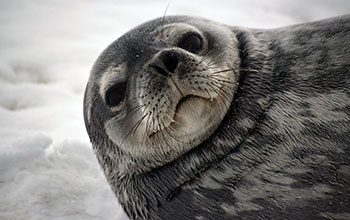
[147,80,229,139]
[148,95,201,139]
[174,95,197,115]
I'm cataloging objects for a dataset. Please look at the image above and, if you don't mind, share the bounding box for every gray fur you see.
[84,15,350,219]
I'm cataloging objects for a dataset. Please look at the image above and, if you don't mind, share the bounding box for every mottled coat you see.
[84,15,350,219]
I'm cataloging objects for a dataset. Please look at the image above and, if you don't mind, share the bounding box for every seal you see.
[84,15,350,220]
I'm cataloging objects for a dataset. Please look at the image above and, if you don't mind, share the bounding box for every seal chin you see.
[148,94,204,138]
[175,95,199,115]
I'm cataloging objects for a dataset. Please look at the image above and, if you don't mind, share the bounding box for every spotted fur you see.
[84,15,350,220]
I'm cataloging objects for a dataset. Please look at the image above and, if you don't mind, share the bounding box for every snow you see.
[0,0,349,219]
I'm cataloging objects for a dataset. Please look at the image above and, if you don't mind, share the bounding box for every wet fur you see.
[84,15,350,219]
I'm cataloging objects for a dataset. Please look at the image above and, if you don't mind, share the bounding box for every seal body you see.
[84,15,350,220]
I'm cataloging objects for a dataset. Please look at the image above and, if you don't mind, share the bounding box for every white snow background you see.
[0,0,349,219]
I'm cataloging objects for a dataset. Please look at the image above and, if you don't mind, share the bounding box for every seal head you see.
[84,16,240,172]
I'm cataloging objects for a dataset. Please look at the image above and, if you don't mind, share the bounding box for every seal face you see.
[84,15,350,220]
[86,17,240,170]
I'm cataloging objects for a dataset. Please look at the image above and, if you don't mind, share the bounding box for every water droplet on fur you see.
[136,54,139,58]
[210,98,213,102]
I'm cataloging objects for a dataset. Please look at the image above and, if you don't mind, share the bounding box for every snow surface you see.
[0,0,349,219]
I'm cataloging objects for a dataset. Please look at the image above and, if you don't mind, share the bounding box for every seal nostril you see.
[163,52,178,73]
[151,65,168,77]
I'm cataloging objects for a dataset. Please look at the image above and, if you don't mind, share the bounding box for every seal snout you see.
[149,50,180,77]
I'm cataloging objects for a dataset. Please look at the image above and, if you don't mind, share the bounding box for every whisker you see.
[160,2,171,39]
[120,112,150,147]
[161,117,189,144]
[120,103,146,122]
[239,67,259,73]
[205,74,234,84]
[206,51,227,67]
[211,68,235,75]
[207,81,234,106]
[169,75,184,96]
[199,49,214,64]
[143,111,153,141]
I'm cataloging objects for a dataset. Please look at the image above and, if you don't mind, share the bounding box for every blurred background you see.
[0,0,349,219]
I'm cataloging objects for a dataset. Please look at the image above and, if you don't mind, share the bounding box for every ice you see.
[0,0,349,219]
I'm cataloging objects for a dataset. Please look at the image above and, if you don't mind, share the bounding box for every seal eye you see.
[178,32,203,53]
[106,82,127,107]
